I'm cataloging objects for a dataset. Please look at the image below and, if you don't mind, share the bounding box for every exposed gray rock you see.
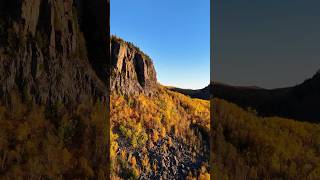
[111,36,158,96]
[0,0,108,105]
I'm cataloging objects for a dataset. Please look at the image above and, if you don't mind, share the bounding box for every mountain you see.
[173,72,320,123]
[110,37,210,179]
[0,1,109,179]
[213,73,320,123]
[209,76,320,179]
[0,1,210,178]
[0,0,108,106]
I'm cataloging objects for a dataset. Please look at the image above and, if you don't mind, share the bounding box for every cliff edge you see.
[111,36,158,96]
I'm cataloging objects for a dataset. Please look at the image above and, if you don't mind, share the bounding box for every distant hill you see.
[172,72,320,123]
[170,85,211,100]
[214,72,320,123]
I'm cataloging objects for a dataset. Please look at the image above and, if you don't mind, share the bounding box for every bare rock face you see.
[0,0,108,105]
[111,36,158,96]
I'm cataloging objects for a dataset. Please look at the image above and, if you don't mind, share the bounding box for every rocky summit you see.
[0,0,108,105]
[111,36,158,96]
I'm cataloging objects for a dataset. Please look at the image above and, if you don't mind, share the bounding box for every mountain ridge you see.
[172,71,320,122]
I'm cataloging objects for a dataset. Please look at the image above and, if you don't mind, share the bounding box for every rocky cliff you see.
[0,0,108,105]
[110,36,158,96]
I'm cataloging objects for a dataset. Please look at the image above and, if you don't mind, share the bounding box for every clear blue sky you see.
[111,0,210,89]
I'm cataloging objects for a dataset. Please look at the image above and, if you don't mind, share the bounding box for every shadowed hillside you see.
[213,72,320,123]
[173,72,320,123]
[170,84,212,100]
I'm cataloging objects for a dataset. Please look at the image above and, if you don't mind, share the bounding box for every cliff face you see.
[110,37,158,96]
[0,0,108,105]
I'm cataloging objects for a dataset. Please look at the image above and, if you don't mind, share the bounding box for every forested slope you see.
[212,98,320,179]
